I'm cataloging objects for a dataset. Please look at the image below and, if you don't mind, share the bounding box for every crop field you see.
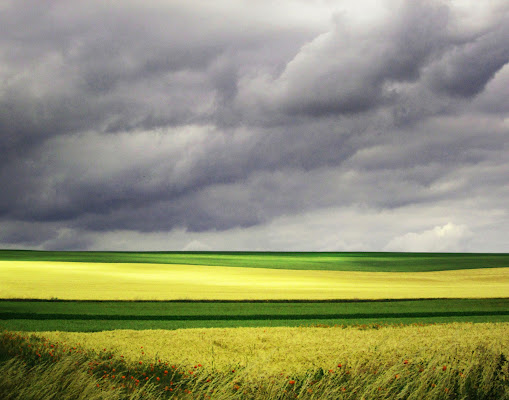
[1,250,508,399]
[1,299,509,332]
[2,260,509,300]
[2,249,509,271]
[1,323,508,399]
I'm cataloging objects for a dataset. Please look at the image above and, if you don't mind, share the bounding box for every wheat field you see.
[1,260,509,300]
[38,323,509,375]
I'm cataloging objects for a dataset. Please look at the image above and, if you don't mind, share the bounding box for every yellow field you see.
[38,323,509,375]
[1,260,509,299]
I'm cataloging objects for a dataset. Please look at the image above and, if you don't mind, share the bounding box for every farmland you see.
[2,260,509,300]
[1,250,508,399]
[1,249,509,271]
[1,323,508,399]
[1,298,509,332]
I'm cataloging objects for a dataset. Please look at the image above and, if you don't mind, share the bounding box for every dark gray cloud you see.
[427,23,509,97]
[1,0,508,251]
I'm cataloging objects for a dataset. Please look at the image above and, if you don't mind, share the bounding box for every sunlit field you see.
[1,260,509,300]
[2,250,509,272]
[1,251,508,398]
[1,323,508,399]
[38,323,509,375]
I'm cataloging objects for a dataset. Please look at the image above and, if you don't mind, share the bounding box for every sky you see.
[0,0,508,252]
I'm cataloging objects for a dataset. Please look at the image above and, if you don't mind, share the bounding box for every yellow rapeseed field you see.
[1,260,508,300]
[39,323,509,375]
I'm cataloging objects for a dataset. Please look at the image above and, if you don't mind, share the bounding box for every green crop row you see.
[1,250,508,272]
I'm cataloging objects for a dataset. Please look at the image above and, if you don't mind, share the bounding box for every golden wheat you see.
[38,323,509,375]
[1,261,508,299]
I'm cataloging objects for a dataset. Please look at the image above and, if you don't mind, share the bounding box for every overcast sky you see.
[1,0,508,252]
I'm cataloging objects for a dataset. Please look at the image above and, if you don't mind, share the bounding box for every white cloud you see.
[384,222,472,252]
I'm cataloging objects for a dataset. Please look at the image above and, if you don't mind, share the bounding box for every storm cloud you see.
[1,0,508,252]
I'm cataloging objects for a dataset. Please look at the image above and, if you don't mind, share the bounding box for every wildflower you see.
[337,363,342,368]
[139,361,142,365]
[289,380,295,385]
[156,377,160,381]
[442,365,447,371]
[403,360,409,364]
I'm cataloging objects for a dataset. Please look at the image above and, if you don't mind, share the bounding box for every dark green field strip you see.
[1,299,508,317]
[0,298,509,321]
[2,310,509,321]
[2,315,509,332]
[1,250,509,271]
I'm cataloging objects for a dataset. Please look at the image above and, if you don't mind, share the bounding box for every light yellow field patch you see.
[39,323,509,375]
[1,261,508,299]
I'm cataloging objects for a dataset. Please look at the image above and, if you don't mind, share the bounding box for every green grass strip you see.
[1,249,509,271]
[1,298,508,331]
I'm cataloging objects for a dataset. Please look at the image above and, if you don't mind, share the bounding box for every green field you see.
[1,251,509,399]
[1,250,508,272]
[1,299,508,331]
[1,250,509,329]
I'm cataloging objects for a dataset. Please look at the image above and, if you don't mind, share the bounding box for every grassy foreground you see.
[1,323,508,399]
[2,261,509,300]
[2,250,509,272]
[1,299,509,331]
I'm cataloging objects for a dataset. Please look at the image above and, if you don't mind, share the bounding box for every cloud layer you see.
[1,0,508,251]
